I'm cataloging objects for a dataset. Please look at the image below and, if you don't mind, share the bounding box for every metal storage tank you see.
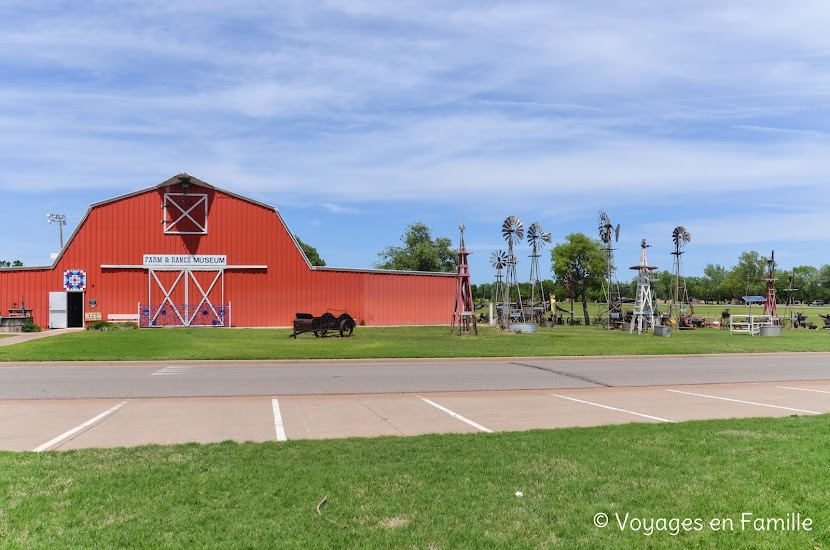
[0,174,455,328]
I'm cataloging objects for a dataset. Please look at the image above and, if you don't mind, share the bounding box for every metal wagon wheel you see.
[339,319,354,337]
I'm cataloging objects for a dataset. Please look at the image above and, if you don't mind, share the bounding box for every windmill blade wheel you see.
[527,222,540,243]
[491,250,508,269]
[502,216,524,242]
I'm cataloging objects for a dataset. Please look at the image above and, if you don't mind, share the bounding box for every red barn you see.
[0,174,454,329]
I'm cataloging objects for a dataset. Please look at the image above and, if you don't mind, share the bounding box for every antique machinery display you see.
[290,311,356,338]
[597,211,622,329]
[669,226,694,327]
[501,216,525,325]
[527,222,552,322]
[490,250,507,328]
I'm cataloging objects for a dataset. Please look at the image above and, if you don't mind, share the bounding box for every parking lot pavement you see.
[3,381,828,452]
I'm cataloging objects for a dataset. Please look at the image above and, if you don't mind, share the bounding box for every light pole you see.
[47,214,67,249]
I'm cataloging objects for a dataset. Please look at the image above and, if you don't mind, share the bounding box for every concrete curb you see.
[2,351,830,369]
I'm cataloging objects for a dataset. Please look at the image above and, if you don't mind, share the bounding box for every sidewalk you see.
[0,328,83,346]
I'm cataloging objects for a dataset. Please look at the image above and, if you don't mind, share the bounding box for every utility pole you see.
[47,213,67,249]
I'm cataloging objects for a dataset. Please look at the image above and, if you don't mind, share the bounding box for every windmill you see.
[597,211,622,329]
[527,222,552,322]
[630,239,658,334]
[490,250,508,328]
[450,222,477,336]
[502,216,525,325]
[562,271,575,325]
[763,250,780,323]
[783,271,799,327]
[669,226,693,327]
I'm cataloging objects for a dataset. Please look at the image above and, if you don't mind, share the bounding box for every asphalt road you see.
[2,353,829,400]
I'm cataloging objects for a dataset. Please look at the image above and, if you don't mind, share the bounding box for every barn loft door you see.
[163,193,208,234]
[142,268,227,327]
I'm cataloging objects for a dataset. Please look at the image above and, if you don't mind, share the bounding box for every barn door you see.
[143,269,226,327]
[164,193,208,234]
[49,292,67,329]
[186,270,225,326]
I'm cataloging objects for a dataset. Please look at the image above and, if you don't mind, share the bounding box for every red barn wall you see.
[0,180,455,328]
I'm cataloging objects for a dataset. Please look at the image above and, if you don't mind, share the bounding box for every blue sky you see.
[2,1,828,285]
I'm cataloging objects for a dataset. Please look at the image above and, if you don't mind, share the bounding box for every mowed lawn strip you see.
[1,324,829,362]
[1,415,827,549]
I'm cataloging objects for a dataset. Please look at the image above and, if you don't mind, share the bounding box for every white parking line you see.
[33,401,128,452]
[666,389,821,415]
[272,398,287,441]
[418,397,493,433]
[777,386,830,395]
[151,366,191,376]
[549,393,675,423]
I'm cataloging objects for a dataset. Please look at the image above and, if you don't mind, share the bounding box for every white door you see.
[49,292,67,329]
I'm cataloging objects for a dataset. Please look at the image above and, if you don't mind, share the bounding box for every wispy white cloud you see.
[320,203,360,214]
[733,125,824,137]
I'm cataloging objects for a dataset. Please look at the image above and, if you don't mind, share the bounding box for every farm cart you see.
[290,312,356,338]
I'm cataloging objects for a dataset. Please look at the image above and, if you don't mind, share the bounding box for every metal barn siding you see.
[0,175,454,327]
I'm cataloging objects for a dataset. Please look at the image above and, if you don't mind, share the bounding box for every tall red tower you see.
[451,222,477,336]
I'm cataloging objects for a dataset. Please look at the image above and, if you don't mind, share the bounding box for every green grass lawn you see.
[1,323,828,362]
[2,415,827,549]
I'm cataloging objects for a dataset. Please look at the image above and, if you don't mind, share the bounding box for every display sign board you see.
[85,312,102,321]
[143,255,227,268]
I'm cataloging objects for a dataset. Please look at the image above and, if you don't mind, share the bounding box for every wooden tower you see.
[451,222,478,335]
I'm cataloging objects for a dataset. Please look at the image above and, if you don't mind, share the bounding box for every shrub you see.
[22,321,42,332]
[86,321,138,331]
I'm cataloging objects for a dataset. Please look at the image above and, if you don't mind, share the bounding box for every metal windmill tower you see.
[669,226,692,325]
[490,250,507,328]
[502,216,525,324]
[783,271,798,327]
[451,222,477,335]
[597,211,621,329]
[527,222,552,322]
[630,239,658,334]
[562,272,575,325]
[763,250,780,324]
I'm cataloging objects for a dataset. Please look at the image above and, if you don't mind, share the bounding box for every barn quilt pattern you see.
[64,270,86,292]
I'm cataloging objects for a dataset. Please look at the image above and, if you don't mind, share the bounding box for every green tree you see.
[0,260,23,267]
[551,233,606,325]
[685,276,704,302]
[621,276,638,301]
[375,222,456,272]
[472,282,497,302]
[295,237,325,266]
[817,265,830,301]
[722,251,767,299]
[702,263,727,303]
[790,265,819,304]
[652,270,673,302]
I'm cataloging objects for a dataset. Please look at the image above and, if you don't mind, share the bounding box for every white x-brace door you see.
[164,193,208,234]
[147,268,225,326]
